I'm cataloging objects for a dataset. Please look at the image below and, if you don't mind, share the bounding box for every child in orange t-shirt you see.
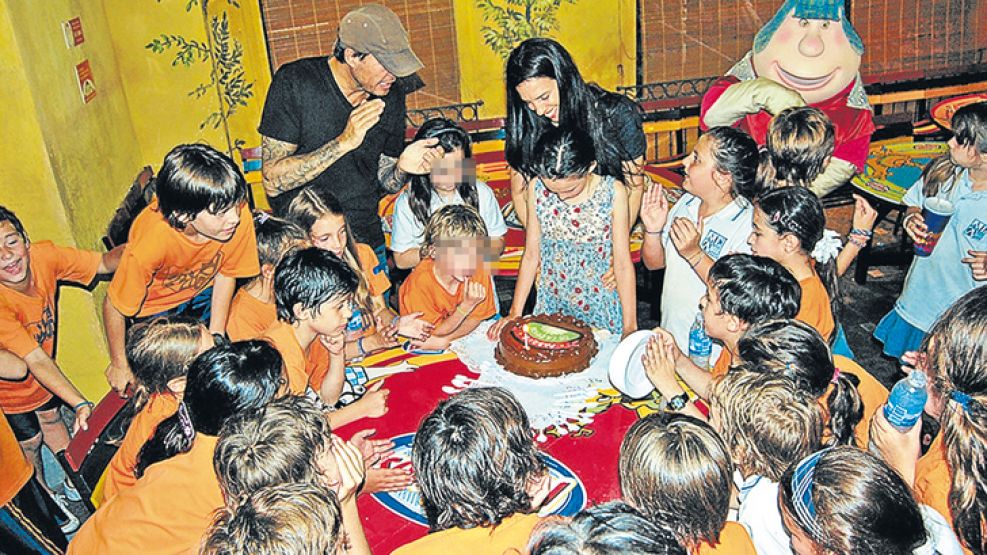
[68,340,283,555]
[399,205,497,352]
[0,205,121,509]
[644,254,800,414]
[620,413,757,555]
[103,144,260,394]
[526,501,683,554]
[737,319,888,448]
[99,316,211,504]
[227,212,306,341]
[286,189,432,359]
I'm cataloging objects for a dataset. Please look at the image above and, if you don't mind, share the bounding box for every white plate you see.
[608,330,656,399]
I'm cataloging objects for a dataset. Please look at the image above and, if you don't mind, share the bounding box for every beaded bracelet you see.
[846,235,868,249]
[849,228,874,238]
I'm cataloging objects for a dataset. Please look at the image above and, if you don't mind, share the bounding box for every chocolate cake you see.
[495,314,598,378]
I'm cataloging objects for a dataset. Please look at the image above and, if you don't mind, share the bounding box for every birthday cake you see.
[495,314,598,378]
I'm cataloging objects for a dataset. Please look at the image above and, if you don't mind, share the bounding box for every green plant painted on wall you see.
[146,0,253,154]
[477,0,578,59]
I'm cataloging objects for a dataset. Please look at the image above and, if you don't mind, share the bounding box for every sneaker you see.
[59,480,82,502]
[51,492,80,535]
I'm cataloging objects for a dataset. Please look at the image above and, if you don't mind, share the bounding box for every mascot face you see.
[752,10,861,104]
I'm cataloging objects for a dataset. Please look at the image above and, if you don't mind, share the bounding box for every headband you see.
[789,448,831,539]
[950,390,972,414]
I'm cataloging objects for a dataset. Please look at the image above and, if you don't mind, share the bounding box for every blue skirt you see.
[831,324,855,360]
[873,309,927,361]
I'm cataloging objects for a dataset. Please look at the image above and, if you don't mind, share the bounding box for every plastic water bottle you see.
[688,313,712,370]
[883,371,929,432]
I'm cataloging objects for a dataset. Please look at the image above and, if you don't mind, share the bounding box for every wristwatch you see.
[667,392,690,412]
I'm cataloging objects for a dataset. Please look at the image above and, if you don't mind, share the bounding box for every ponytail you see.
[135,402,195,477]
[825,371,864,447]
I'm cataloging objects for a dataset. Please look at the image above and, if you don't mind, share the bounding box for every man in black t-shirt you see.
[259,4,442,249]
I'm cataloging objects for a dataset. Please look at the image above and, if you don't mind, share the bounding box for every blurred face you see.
[516,77,561,124]
[947,136,985,169]
[748,206,788,261]
[752,13,861,104]
[434,237,491,283]
[310,293,354,338]
[430,149,475,194]
[309,214,348,259]
[700,286,732,342]
[779,498,820,555]
[188,203,242,242]
[541,174,591,202]
[348,51,396,97]
[0,221,29,288]
[682,135,727,198]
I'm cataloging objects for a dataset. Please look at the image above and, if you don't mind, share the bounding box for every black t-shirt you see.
[258,56,406,247]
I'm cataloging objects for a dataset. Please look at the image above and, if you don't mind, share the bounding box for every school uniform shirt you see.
[68,435,223,555]
[100,392,181,504]
[711,350,733,380]
[389,181,508,253]
[0,408,33,505]
[398,258,497,326]
[695,521,757,555]
[818,356,888,448]
[226,288,276,342]
[107,201,259,318]
[916,504,967,555]
[0,242,100,414]
[795,275,835,342]
[914,431,951,527]
[660,193,753,352]
[260,320,330,394]
[897,170,987,332]
[392,512,541,555]
[356,242,391,297]
[733,473,792,555]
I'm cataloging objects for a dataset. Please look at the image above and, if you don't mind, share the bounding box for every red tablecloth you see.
[338,348,644,554]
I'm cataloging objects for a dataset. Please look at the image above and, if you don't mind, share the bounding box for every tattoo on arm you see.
[261,135,348,197]
[378,154,408,193]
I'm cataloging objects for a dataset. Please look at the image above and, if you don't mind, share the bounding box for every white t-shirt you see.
[659,193,753,352]
[390,180,508,253]
[734,473,791,555]
[915,505,964,555]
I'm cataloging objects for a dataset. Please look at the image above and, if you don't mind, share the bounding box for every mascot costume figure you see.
[701,0,874,196]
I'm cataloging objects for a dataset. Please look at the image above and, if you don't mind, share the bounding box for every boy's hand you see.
[962,250,987,280]
[869,409,921,485]
[650,326,685,363]
[640,182,670,233]
[330,435,367,504]
[409,334,450,352]
[461,279,487,309]
[669,218,702,261]
[319,332,346,356]
[363,467,414,493]
[851,194,878,232]
[348,428,394,467]
[72,403,93,434]
[356,381,389,418]
[338,99,385,151]
[398,138,443,175]
[105,361,135,396]
[486,315,516,341]
[642,335,679,394]
[389,312,434,342]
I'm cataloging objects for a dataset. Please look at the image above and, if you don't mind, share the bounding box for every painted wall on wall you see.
[453,0,636,118]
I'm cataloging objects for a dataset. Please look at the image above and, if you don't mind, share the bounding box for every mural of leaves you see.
[145,0,253,154]
[477,0,578,59]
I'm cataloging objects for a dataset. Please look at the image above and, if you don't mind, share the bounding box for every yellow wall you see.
[454,0,636,118]
[0,0,271,401]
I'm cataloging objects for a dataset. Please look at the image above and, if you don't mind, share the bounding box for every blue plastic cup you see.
[914,197,954,257]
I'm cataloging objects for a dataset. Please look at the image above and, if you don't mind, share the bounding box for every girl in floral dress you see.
[489,126,636,338]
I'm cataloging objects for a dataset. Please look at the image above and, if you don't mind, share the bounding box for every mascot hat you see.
[753,0,864,55]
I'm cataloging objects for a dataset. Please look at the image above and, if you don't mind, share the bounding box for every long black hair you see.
[505,38,639,182]
[407,118,478,228]
[135,340,283,477]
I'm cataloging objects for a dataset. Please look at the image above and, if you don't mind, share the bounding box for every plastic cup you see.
[914,197,954,257]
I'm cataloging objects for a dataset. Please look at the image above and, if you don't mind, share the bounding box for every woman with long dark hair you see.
[505,38,646,227]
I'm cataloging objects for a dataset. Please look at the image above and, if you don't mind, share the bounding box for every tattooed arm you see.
[377,154,407,194]
[377,138,444,194]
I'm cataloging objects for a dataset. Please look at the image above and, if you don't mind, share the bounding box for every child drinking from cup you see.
[874,102,987,360]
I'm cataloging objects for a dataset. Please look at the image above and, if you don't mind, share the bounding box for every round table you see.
[337,346,651,553]
[930,93,987,130]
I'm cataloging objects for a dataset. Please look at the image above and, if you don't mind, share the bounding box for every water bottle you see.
[883,371,929,432]
[688,313,712,370]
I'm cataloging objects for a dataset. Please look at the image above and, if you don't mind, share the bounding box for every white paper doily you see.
[448,321,620,437]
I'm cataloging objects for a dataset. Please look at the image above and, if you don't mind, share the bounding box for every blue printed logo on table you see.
[372,433,587,526]
[964,219,987,243]
[701,230,727,258]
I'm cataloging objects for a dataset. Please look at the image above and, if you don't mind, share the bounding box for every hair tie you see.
[255,211,271,225]
[770,210,783,224]
[950,390,972,413]
[790,448,830,540]
[177,401,195,438]
[831,368,841,384]
[811,229,843,264]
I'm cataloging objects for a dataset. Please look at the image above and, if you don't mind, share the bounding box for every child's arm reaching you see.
[411,279,488,350]
[611,184,638,337]
[102,296,134,395]
[329,381,389,429]
[329,436,372,555]
[652,327,715,400]
[640,181,670,270]
[488,185,541,340]
[208,273,237,335]
[836,194,878,277]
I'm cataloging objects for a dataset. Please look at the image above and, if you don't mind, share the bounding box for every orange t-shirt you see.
[795,275,835,342]
[392,512,541,555]
[398,259,497,326]
[0,241,100,413]
[356,242,390,297]
[260,320,330,394]
[915,431,952,524]
[818,355,889,447]
[107,201,259,318]
[100,392,181,503]
[711,350,733,380]
[226,288,276,342]
[68,435,223,555]
[695,521,758,555]
[0,409,33,505]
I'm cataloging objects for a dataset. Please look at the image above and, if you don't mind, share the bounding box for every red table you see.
[338,347,647,554]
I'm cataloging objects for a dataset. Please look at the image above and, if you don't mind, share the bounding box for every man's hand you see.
[338,99,385,151]
[397,138,443,175]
